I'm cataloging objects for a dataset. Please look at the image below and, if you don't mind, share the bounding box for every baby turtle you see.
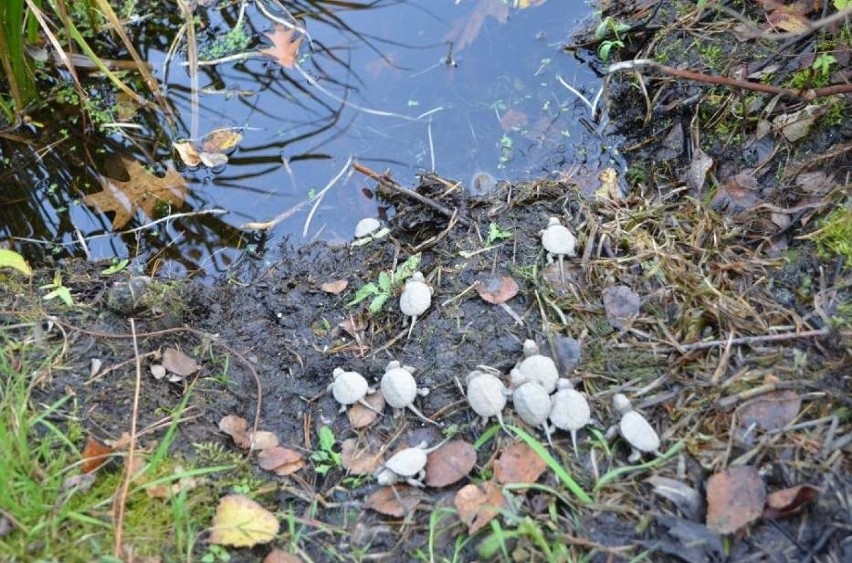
[354,217,382,239]
[328,367,376,413]
[375,441,436,487]
[511,381,552,443]
[608,393,661,462]
[399,271,433,337]
[510,339,559,394]
[465,369,508,427]
[549,379,590,456]
[380,361,438,426]
[540,216,577,282]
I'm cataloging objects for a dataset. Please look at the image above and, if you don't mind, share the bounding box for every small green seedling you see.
[486,223,513,245]
[310,426,342,475]
[40,271,74,306]
[100,258,130,275]
[347,253,421,313]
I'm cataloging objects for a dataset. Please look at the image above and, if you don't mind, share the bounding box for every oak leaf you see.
[260,25,302,68]
[84,157,186,229]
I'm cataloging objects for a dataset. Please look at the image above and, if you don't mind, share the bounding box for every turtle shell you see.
[512,355,559,394]
[466,371,507,418]
[512,382,550,427]
[619,411,660,452]
[400,278,431,317]
[549,388,590,431]
[331,370,368,405]
[381,366,417,408]
[541,222,577,256]
[354,217,381,238]
[385,445,428,477]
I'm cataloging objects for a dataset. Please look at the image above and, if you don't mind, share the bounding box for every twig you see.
[352,162,470,227]
[113,318,142,558]
[302,156,353,238]
[677,327,841,352]
[608,59,852,100]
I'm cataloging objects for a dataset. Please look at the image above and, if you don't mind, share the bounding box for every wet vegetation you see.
[1,0,851,562]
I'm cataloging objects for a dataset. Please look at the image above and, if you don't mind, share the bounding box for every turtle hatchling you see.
[549,378,590,455]
[354,217,382,239]
[540,216,577,281]
[465,369,508,427]
[328,367,375,413]
[511,381,552,443]
[399,271,432,336]
[608,393,661,462]
[380,360,438,426]
[375,441,435,487]
[510,339,559,393]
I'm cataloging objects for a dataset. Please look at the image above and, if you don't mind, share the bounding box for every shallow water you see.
[2,0,619,277]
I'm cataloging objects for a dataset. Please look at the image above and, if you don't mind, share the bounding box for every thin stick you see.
[677,327,841,352]
[302,156,353,238]
[113,318,142,557]
[352,162,470,227]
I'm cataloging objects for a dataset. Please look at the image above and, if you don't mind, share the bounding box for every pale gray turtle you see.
[399,271,433,337]
[540,216,577,282]
[510,339,559,394]
[354,217,382,239]
[327,367,377,413]
[465,368,508,428]
[607,393,661,462]
[548,378,590,456]
[511,381,553,444]
[375,441,442,487]
[380,360,438,426]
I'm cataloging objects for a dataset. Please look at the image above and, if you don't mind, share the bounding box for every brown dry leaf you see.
[602,285,641,329]
[347,391,385,429]
[340,438,384,474]
[773,104,823,142]
[200,127,243,154]
[257,446,305,476]
[706,465,766,534]
[594,167,621,200]
[475,275,519,304]
[260,25,303,68]
[173,140,203,167]
[425,440,477,487]
[209,494,280,547]
[219,414,252,449]
[494,442,547,484]
[767,9,809,33]
[443,0,509,51]
[795,170,835,196]
[710,171,761,217]
[84,157,187,229]
[686,147,713,192]
[364,485,421,517]
[251,431,280,450]
[321,279,349,294]
[735,390,801,444]
[454,480,504,534]
[81,436,114,474]
[162,347,199,377]
[763,484,820,519]
[263,549,303,563]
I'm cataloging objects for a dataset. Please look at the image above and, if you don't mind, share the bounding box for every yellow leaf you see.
[173,141,203,167]
[0,249,33,276]
[209,494,280,547]
[201,128,243,153]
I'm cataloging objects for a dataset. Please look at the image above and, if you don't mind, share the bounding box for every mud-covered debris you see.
[328,367,375,413]
[609,393,661,462]
[510,381,552,440]
[105,276,152,314]
[548,378,590,455]
[465,368,508,426]
[510,339,559,393]
[375,441,431,487]
[380,360,438,425]
[354,217,382,238]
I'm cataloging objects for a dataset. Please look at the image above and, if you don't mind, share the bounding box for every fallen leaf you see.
[735,390,801,444]
[90,358,103,378]
[767,9,809,33]
[602,285,641,328]
[425,440,477,487]
[83,157,187,229]
[454,480,504,534]
[795,170,835,196]
[263,549,303,563]
[200,127,243,154]
[773,104,823,142]
[81,436,114,474]
[162,347,199,377]
[340,439,384,475]
[209,494,280,547]
[594,167,621,200]
[493,442,547,485]
[173,140,203,167]
[475,275,519,304]
[763,484,819,519]
[0,248,32,277]
[321,279,349,294]
[686,147,713,192]
[706,465,766,534]
[364,485,421,517]
[252,431,280,450]
[219,414,252,449]
[710,171,762,217]
[260,25,303,68]
[347,391,385,429]
[257,446,305,476]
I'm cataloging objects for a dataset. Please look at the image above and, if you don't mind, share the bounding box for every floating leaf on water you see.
[454,480,504,534]
[364,485,421,517]
[443,0,509,52]
[173,140,203,167]
[763,484,819,519]
[706,465,766,534]
[200,127,243,154]
[259,25,303,68]
[424,440,477,487]
[493,441,547,485]
[602,285,640,328]
[209,494,279,547]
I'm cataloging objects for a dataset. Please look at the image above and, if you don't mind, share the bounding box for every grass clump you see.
[812,206,852,266]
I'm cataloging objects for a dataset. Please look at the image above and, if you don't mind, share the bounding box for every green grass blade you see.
[594,440,685,491]
[508,425,592,504]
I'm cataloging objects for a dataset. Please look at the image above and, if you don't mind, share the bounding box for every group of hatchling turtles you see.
[334,216,663,487]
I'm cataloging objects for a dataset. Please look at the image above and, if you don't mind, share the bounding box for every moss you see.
[814,206,852,267]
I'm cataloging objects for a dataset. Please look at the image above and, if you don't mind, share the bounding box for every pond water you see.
[2,0,621,277]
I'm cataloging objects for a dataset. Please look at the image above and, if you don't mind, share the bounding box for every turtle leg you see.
[570,429,580,458]
[406,315,417,341]
[357,398,383,414]
[407,404,441,426]
[628,449,641,463]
